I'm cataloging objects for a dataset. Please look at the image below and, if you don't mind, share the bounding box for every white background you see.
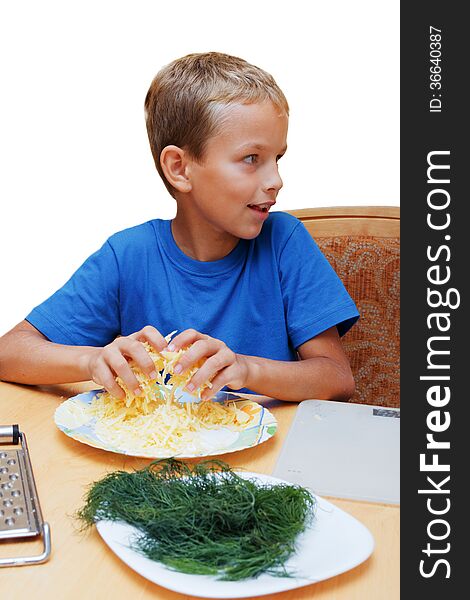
[0,0,399,335]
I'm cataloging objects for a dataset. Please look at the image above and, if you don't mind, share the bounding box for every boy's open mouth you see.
[247,204,270,213]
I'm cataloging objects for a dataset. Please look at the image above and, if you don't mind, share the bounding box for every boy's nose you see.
[263,166,283,195]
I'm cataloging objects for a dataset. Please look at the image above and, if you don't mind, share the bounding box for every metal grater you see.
[0,425,51,567]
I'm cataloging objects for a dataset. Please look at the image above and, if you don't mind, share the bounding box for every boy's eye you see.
[243,154,258,164]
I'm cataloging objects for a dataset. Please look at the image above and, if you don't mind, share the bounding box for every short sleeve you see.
[278,222,359,349]
[26,241,121,346]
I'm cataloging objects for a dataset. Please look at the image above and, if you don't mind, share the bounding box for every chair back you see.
[286,207,400,407]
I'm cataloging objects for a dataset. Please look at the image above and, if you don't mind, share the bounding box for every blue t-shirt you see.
[26,212,359,362]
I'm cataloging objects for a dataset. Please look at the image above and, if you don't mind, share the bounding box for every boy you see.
[0,52,358,402]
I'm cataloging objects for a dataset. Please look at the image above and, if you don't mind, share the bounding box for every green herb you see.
[77,459,315,580]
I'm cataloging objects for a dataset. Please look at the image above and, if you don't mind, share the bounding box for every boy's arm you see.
[242,327,355,401]
[0,321,167,399]
[167,327,355,402]
[0,321,95,384]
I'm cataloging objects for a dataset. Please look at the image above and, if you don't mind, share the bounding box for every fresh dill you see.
[77,458,315,581]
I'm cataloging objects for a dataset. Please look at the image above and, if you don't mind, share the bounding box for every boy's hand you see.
[167,329,249,400]
[86,326,167,399]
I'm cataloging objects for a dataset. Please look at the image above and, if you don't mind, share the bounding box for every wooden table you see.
[0,381,399,599]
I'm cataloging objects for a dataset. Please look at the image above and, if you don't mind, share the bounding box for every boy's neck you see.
[171,210,240,262]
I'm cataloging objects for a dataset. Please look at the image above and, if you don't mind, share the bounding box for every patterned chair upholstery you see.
[286,207,400,408]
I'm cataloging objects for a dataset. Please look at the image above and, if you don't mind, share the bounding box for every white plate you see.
[54,390,277,459]
[96,472,374,598]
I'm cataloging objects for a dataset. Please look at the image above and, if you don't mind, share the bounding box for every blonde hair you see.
[144,52,289,196]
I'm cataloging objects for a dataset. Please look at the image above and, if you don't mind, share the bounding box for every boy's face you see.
[185,100,288,241]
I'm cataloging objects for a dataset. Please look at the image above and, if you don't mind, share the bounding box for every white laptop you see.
[272,399,400,504]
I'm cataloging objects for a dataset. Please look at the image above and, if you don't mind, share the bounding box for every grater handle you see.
[0,424,19,444]
[0,522,51,567]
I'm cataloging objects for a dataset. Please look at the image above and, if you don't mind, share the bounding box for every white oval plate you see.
[54,390,277,458]
[96,472,374,598]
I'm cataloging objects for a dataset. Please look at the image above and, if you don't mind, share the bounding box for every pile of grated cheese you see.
[114,341,213,411]
[86,339,251,456]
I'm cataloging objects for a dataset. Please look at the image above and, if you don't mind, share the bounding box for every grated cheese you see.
[114,341,212,410]
[87,395,250,456]
[85,338,251,456]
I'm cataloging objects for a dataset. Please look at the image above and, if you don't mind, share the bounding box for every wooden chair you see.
[286,207,400,407]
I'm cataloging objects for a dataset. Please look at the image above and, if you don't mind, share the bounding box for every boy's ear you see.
[160,145,192,193]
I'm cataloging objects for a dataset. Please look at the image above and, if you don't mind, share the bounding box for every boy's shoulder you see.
[260,211,303,248]
[106,218,163,251]
[264,210,300,233]
[266,209,298,226]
